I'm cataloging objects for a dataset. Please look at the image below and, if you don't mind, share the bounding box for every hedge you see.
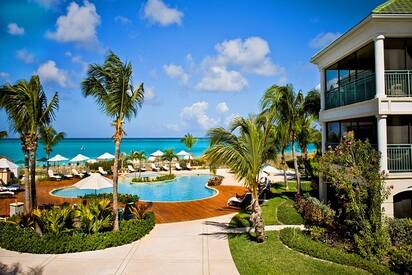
[279,228,393,275]
[79,193,140,204]
[0,212,155,254]
[131,174,176,183]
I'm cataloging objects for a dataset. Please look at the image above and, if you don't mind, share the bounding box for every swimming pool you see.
[51,175,216,202]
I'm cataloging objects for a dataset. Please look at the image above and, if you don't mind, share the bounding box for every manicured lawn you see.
[229,231,368,275]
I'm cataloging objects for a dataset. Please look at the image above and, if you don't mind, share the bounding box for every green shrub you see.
[388,245,412,274]
[228,211,251,228]
[280,228,393,275]
[33,207,74,235]
[86,160,114,173]
[74,199,113,234]
[388,218,412,247]
[80,193,140,204]
[207,175,223,186]
[0,212,155,254]
[277,200,303,225]
[295,193,335,228]
[131,174,176,183]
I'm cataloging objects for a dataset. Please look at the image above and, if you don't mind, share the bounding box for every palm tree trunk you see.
[281,149,288,191]
[250,186,265,242]
[23,148,32,213]
[291,137,301,194]
[169,161,172,175]
[112,137,121,231]
[30,142,38,208]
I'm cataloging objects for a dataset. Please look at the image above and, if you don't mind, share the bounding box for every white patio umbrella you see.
[69,154,90,163]
[72,173,112,192]
[150,150,164,157]
[177,150,190,157]
[183,154,193,160]
[48,154,68,162]
[96,152,115,161]
[147,156,156,162]
[261,164,282,175]
[0,158,19,177]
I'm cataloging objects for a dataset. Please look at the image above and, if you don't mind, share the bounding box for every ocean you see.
[0,138,316,163]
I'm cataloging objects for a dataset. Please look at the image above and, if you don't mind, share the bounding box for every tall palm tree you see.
[39,126,65,171]
[161,149,177,176]
[262,84,304,194]
[0,131,7,139]
[181,133,197,165]
[304,89,320,120]
[296,115,315,178]
[274,121,291,191]
[82,51,144,231]
[127,150,146,178]
[0,75,58,212]
[205,116,273,242]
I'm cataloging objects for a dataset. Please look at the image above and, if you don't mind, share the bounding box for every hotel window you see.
[387,115,412,144]
[385,38,412,70]
[326,117,377,146]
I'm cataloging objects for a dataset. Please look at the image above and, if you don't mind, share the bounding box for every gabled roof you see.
[373,0,412,14]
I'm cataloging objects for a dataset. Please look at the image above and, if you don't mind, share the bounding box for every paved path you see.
[0,214,240,275]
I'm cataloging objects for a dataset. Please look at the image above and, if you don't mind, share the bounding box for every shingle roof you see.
[373,0,412,14]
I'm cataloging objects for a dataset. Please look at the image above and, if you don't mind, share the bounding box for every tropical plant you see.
[127,203,150,220]
[82,51,144,231]
[303,89,320,119]
[274,121,291,190]
[262,84,304,194]
[127,150,146,178]
[74,199,113,234]
[161,149,177,175]
[0,75,59,212]
[181,133,197,165]
[296,115,318,178]
[205,116,274,242]
[32,207,73,235]
[0,131,7,139]
[39,126,65,171]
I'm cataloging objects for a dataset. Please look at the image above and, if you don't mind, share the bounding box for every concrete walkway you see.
[0,214,240,275]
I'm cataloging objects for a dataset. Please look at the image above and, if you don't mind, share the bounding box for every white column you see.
[377,115,388,173]
[319,121,327,202]
[320,68,326,111]
[374,35,386,98]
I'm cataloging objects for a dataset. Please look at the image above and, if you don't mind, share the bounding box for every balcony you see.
[388,144,412,173]
[385,70,412,97]
[325,72,375,110]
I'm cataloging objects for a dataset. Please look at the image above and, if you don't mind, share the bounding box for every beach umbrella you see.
[147,156,156,162]
[69,154,90,163]
[177,150,190,157]
[261,164,282,175]
[150,150,164,157]
[87,159,97,164]
[96,152,115,161]
[72,173,112,193]
[0,158,19,177]
[183,154,193,160]
[48,154,68,162]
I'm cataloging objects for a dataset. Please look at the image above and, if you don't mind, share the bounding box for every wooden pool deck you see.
[0,177,245,223]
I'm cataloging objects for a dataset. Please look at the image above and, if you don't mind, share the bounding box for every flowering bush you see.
[295,193,335,228]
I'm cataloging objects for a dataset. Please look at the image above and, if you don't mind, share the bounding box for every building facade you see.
[311,0,412,218]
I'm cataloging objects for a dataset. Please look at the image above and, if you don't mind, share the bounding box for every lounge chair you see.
[128,165,136,173]
[175,163,182,171]
[151,163,160,172]
[227,193,252,208]
[72,168,84,178]
[48,169,62,180]
[63,172,73,179]
[161,164,169,171]
[98,167,108,175]
[138,166,147,172]
[4,184,21,192]
[185,162,192,170]
[0,191,14,197]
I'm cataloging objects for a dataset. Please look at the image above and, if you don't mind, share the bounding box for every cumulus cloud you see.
[16,49,35,64]
[0,72,10,78]
[180,101,218,130]
[65,51,88,72]
[114,15,132,25]
[36,60,68,87]
[145,86,156,101]
[309,32,341,49]
[163,64,189,85]
[7,23,24,35]
[196,66,247,92]
[143,0,183,26]
[216,102,229,114]
[47,1,100,46]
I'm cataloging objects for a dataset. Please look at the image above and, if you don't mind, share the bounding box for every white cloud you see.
[196,66,247,92]
[224,113,240,127]
[309,32,341,49]
[216,102,229,114]
[143,0,183,26]
[180,101,218,130]
[145,86,156,101]
[163,64,189,85]
[7,23,24,35]
[65,51,88,72]
[114,15,132,25]
[32,0,61,8]
[16,49,35,64]
[36,60,68,87]
[47,1,100,46]
[0,72,10,78]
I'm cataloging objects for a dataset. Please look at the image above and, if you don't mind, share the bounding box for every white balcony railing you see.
[388,144,412,173]
[385,70,412,97]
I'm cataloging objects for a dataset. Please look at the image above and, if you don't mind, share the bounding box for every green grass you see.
[229,231,368,275]
[277,199,304,224]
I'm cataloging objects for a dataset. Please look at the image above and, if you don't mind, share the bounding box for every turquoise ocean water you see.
[0,138,316,163]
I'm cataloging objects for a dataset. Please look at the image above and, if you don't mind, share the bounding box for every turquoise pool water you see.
[51,175,216,202]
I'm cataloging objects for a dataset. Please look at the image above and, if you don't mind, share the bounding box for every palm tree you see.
[82,51,144,231]
[205,116,273,242]
[0,75,58,212]
[161,149,177,176]
[274,121,291,191]
[304,89,320,120]
[0,131,7,139]
[39,126,65,171]
[262,84,304,194]
[181,133,197,165]
[296,115,315,178]
[127,150,146,178]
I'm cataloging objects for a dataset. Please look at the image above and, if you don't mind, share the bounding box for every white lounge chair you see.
[185,163,192,170]
[98,167,108,175]
[0,191,14,197]
[128,165,136,173]
[72,168,84,178]
[63,172,73,179]
[162,164,169,171]
[139,166,147,172]
[175,163,182,170]
[151,163,160,172]
[48,169,62,180]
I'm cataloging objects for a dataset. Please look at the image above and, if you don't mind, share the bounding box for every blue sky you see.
[0,0,382,138]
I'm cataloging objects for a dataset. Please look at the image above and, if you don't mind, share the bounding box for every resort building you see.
[311,0,412,218]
